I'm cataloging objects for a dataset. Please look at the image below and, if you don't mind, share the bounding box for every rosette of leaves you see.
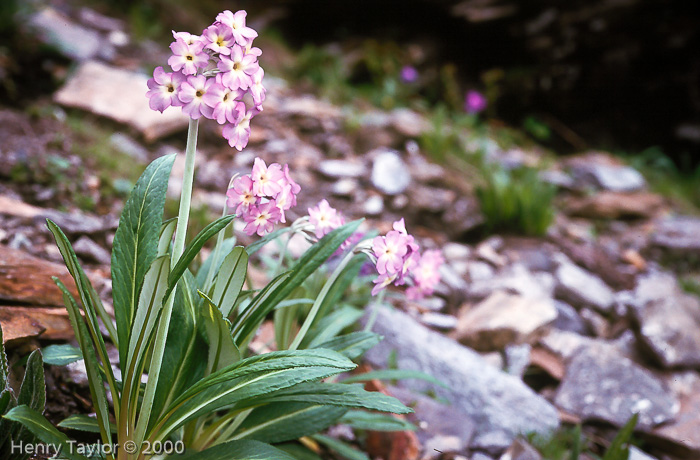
[4,154,411,460]
[1,325,46,460]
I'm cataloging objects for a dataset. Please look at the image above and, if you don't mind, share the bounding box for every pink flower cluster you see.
[226,158,300,236]
[308,199,345,239]
[146,10,265,150]
[372,219,444,299]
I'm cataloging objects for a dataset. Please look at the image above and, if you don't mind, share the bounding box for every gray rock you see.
[652,375,700,457]
[505,344,531,378]
[471,454,495,460]
[628,272,700,368]
[539,329,598,361]
[73,236,111,265]
[553,300,589,335]
[468,264,554,300]
[362,195,384,216]
[420,312,458,330]
[423,436,463,459]
[28,8,114,61]
[41,209,112,235]
[628,446,658,460]
[652,216,700,255]
[554,343,679,430]
[571,163,646,192]
[371,150,411,195]
[470,430,514,456]
[442,242,472,263]
[467,261,496,282]
[389,108,430,137]
[54,61,189,141]
[499,439,542,460]
[539,170,575,189]
[555,262,614,313]
[331,178,358,196]
[363,307,559,443]
[456,291,556,351]
[442,196,485,237]
[317,159,367,179]
[407,185,455,213]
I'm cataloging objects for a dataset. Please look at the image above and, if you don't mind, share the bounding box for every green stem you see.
[132,118,199,456]
[289,251,356,351]
[364,289,385,332]
[202,201,230,294]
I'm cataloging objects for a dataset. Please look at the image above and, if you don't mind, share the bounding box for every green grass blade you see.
[602,413,638,460]
[212,247,248,318]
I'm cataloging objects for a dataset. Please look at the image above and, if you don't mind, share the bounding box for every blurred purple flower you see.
[465,90,487,114]
[400,66,418,83]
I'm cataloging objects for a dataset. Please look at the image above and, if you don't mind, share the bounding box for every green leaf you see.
[54,279,112,446]
[311,434,369,460]
[304,307,363,349]
[150,272,208,429]
[340,369,448,388]
[211,246,248,318]
[198,291,241,373]
[570,424,582,460]
[314,254,365,330]
[179,439,296,460]
[166,214,236,301]
[249,382,412,414]
[58,414,117,434]
[4,405,89,460]
[602,413,638,460]
[17,350,45,412]
[313,332,381,360]
[196,237,237,289]
[235,220,362,347]
[158,217,178,257]
[234,402,347,443]
[339,410,415,431]
[151,349,355,440]
[275,443,323,460]
[0,324,8,390]
[111,153,175,367]
[42,344,83,366]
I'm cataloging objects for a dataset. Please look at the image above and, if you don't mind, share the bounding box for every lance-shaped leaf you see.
[54,279,112,446]
[312,331,381,360]
[311,434,369,460]
[245,227,292,256]
[196,237,237,290]
[58,414,118,434]
[233,402,347,443]
[112,153,175,367]
[178,439,296,460]
[244,382,412,414]
[150,349,355,440]
[211,246,248,319]
[235,220,362,347]
[340,369,448,388]
[158,217,177,257]
[166,215,235,301]
[302,307,363,349]
[42,344,83,366]
[4,405,89,460]
[198,291,241,373]
[313,254,365,330]
[338,410,415,431]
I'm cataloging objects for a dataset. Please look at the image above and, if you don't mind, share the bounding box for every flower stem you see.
[132,118,199,455]
[364,289,385,332]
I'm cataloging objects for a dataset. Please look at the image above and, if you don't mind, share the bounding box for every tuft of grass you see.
[476,165,556,236]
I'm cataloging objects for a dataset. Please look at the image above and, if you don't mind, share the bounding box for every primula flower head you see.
[308,199,345,239]
[146,10,265,150]
[400,66,418,83]
[465,90,487,114]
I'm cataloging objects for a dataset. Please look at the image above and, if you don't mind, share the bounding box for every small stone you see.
[456,291,557,351]
[389,108,430,137]
[554,343,678,430]
[652,216,700,255]
[652,376,700,457]
[570,163,646,192]
[371,149,411,195]
[442,242,472,263]
[317,159,367,179]
[628,446,658,460]
[565,191,664,219]
[539,169,575,189]
[73,236,111,265]
[470,430,514,456]
[407,185,455,213]
[420,312,458,330]
[499,438,542,460]
[555,262,614,313]
[476,240,507,267]
[331,178,358,196]
[553,301,589,335]
[579,308,610,338]
[539,329,598,361]
[423,436,463,459]
[417,297,446,312]
[28,8,113,61]
[363,195,384,216]
[110,133,149,163]
[467,261,496,282]
[468,264,553,301]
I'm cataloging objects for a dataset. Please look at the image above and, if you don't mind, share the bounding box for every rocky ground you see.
[2,2,700,460]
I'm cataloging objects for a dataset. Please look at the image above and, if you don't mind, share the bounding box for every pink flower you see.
[226,175,257,215]
[274,184,294,223]
[218,45,259,90]
[172,30,201,46]
[146,67,185,112]
[209,74,245,124]
[178,75,217,119]
[222,104,257,151]
[400,66,418,83]
[168,38,209,75]
[202,23,234,55]
[249,68,266,108]
[308,199,344,239]
[243,201,281,236]
[216,10,258,46]
[372,271,398,296]
[408,249,444,299]
[373,231,409,275]
[465,90,487,114]
[251,157,283,197]
[281,164,301,195]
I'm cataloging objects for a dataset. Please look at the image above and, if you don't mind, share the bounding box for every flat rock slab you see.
[554,343,678,430]
[0,306,72,344]
[650,378,700,457]
[555,262,614,313]
[54,61,189,141]
[651,216,700,255]
[455,291,556,351]
[570,163,646,192]
[629,272,700,369]
[0,244,80,306]
[564,191,664,219]
[363,307,559,443]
